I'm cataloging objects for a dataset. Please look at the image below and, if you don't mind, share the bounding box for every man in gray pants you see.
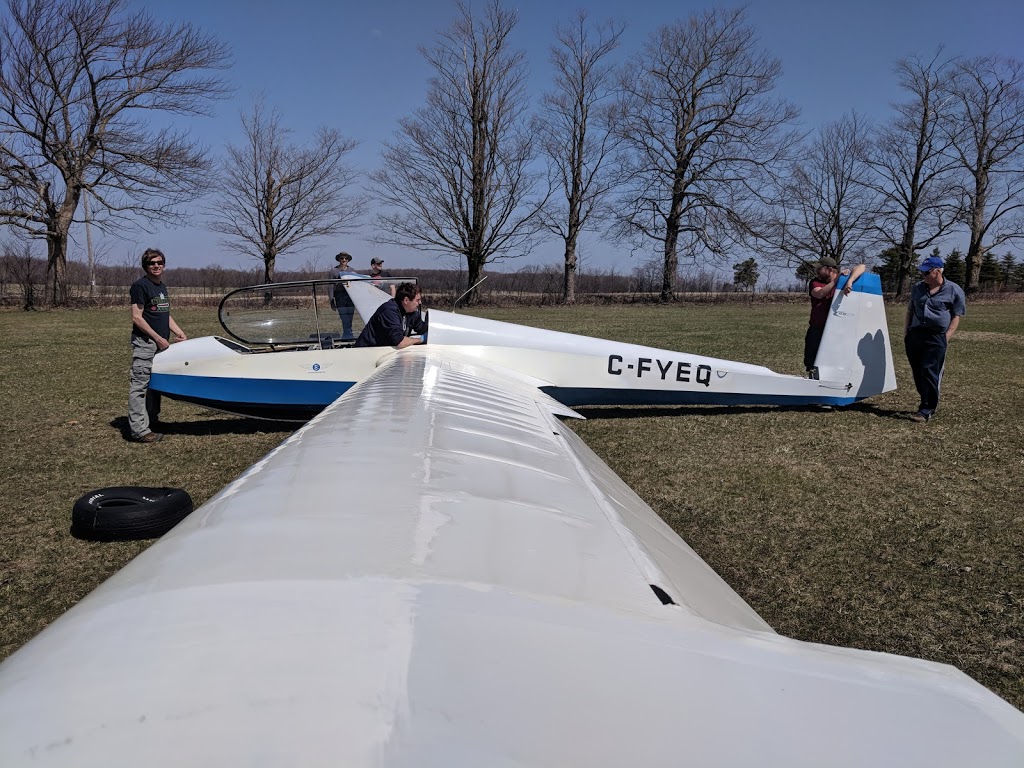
[129,248,187,443]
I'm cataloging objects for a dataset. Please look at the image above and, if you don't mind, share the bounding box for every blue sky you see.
[86,0,1024,275]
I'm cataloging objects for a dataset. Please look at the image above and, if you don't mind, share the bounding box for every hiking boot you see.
[136,432,164,443]
[907,412,928,423]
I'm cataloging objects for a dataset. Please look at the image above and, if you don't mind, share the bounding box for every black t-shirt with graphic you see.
[130,276,171,340]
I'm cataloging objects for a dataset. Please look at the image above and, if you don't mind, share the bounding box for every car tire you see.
[71,486,193,541]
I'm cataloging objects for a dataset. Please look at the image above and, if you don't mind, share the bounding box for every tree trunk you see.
[964,175,987,295]
[661,214,680,302]
[45,232,69,307]
[263,253,276,284]
[965,233,984,295]
[465,254,484,305]
[45,192,79,306]
[563,236,578,305]
[895,236,915,297]
[965,220,985,294]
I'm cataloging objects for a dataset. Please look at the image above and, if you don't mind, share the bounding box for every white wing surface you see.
[1,348,1022,766]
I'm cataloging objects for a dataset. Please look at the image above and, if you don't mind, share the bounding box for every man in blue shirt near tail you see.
[904,255,966,423]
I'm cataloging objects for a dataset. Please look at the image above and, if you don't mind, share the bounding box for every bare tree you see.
[208,98,363,284]
[945,55,1024,294]
[533,11,624,304]
[371,0,543,304]
[0,0,230,306]
[767,113,883,272]
[611,8,799,301]
[871,51,961,296]
[1,238,44,310]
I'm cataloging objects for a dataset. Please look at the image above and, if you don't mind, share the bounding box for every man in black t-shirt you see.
[128,248,186,443]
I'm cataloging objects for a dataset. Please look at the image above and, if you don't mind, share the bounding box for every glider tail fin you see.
[814,271,897,399]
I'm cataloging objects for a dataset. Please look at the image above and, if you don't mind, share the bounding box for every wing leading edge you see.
[1,348,1022,766]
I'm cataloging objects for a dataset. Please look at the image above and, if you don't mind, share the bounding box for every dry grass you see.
[1,301,1022,709]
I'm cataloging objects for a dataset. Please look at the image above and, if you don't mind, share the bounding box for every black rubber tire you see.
[71,486,193,541]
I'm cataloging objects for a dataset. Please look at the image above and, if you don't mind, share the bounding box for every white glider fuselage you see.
[151,274,896,419]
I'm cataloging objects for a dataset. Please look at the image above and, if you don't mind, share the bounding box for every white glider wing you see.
[1,348,1023,766]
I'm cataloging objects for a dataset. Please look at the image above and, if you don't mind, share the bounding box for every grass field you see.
[1,300,1022,709]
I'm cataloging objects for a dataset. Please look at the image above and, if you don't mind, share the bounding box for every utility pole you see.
[83,191,95,298]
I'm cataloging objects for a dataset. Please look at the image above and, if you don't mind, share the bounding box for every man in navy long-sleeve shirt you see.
[354,282,427,349]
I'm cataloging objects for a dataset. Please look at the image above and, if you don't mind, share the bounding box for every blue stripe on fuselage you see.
[151,373,354,407]
[541,387,858,408]
[152,374,858,416]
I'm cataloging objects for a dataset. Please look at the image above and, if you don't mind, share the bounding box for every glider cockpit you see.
[218,277,422,351]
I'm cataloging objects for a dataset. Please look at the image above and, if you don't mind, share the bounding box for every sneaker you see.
[136,432,164,443]
[907,412,928,423]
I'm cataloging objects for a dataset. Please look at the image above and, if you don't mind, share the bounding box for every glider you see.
[2,277,1022,765]
[146,273,896,420]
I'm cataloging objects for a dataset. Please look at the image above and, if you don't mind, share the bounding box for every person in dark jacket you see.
[354,282,427,349]
[329,252,360,339]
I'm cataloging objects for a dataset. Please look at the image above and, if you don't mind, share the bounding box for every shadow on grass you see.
[574,402,909,421]
[839,402,916,421]
[110,416,295,440]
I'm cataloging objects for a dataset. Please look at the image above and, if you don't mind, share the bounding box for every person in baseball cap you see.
[904,254,966,422]
[369,257,394,295]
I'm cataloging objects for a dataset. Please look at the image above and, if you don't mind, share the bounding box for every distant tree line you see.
[736,247,1024,294]
[1,244,801,310]
[875,246,1024,293]
[2,0,1022,306]
[6,241,1023,312]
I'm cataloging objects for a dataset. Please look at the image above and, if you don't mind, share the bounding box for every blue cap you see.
[918,256,944,272]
